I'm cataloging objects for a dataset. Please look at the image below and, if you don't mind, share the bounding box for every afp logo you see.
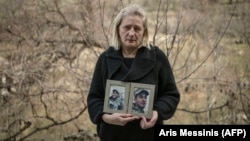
[222,129,246,138]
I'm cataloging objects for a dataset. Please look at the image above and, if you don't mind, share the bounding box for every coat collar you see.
[106,46,156,81]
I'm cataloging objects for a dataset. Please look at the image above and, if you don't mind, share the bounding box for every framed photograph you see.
[103,79,130,114]
[128,83,155,119]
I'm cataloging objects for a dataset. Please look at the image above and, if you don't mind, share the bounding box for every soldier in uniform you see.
[132,89,149,113]
[109,89,123,110]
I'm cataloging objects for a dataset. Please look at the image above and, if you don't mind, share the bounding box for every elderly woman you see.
[87,4,180,141]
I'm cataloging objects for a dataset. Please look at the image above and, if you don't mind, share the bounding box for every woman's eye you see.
[135,28,141,31]
[124,26,131,30]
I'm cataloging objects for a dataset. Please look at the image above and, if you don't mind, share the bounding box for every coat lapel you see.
[106,48,123,79]
[106,47,156,81]
[124,47,156,81]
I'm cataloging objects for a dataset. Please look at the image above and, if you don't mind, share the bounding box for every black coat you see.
[87,46,180,141]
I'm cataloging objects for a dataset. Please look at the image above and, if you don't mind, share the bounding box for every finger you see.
[118,116,139,126]
[148,117,156,124]
[141,116,157,129]
[140,116,147,129]
[122,116,140,123]
[119,113,133,118]
[148,111,158,123]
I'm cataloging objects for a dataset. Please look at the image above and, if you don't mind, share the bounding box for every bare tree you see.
[150,0,249,125]
[0,0,102,140]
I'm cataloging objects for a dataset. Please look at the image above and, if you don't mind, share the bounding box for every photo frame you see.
[103,80,155,118]
[128,83,155,118]
[103,79,130,114]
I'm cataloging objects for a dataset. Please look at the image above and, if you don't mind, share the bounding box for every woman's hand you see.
[140,110,158,129]
[102,113,140,126]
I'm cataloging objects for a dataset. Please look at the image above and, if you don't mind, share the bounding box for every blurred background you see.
[0,0,249,140]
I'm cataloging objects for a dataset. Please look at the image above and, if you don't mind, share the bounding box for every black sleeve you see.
[87,53,106,124]
[153,48,180,120]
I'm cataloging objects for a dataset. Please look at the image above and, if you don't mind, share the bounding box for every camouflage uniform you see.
[109,97,123,110]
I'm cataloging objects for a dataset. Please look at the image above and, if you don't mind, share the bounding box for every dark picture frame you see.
[103,79,130,114]
[128,83,155,118]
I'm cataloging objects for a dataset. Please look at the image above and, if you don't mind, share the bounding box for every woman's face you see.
[118,15,144,49]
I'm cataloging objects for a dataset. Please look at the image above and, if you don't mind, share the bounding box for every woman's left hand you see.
[140,110,158,129]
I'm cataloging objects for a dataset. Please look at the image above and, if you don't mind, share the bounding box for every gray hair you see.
[111,4,150,50]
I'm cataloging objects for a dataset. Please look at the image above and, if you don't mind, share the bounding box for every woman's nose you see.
[128,28,135,36]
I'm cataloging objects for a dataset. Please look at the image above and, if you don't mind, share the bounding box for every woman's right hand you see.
[102,113,139,126]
